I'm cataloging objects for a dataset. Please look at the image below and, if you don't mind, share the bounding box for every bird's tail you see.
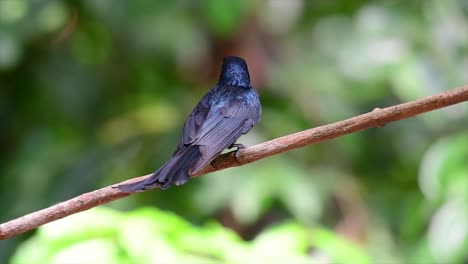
[118,146,200,193]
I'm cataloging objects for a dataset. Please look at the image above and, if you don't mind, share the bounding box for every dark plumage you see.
[119,56,262,192]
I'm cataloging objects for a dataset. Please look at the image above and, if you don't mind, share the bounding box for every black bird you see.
[119,56,262,192]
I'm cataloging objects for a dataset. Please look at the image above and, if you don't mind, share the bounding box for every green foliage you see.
[201,0,250,36]
[11,207,369,264]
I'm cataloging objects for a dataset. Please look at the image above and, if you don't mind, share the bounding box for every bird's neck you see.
[218,78,251,88]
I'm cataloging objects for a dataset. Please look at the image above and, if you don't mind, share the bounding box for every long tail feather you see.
[118,147,200,193]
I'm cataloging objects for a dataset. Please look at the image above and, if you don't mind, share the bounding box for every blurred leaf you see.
[11,207,342,263]
[0,31,21,69]
[71,21,111,65]
[310,227,371,264]
[0,0,28,24]
[251,222,308,257]
[98,101,180,145]
[36,1,69,33]
[419,133,468,202]
[201,0,249,36]
[428,199,468,263]
[10,207,123,264]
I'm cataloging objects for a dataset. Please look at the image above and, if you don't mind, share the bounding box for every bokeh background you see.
[1,0,468,263]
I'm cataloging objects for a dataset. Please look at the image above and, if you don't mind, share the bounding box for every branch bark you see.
[1,85,467,240]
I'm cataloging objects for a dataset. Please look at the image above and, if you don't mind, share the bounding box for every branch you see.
[1,86,468,240]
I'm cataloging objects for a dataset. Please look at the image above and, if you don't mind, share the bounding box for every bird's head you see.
[218,56,251,88]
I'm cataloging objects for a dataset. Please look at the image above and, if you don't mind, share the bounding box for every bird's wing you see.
[179,96,211,146]
[187,99,258,175]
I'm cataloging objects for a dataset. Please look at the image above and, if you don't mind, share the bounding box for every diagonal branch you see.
[1,86,468,240]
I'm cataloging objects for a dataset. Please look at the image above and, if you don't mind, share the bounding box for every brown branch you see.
[1,85,468,240]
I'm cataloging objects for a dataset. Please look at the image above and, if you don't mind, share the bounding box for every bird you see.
[119,56,262,192]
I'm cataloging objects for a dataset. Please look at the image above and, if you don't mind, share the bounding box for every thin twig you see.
[1,85,467,240]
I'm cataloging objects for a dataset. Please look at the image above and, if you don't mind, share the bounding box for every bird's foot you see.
[228,143,245,161]
[228,143,246,150]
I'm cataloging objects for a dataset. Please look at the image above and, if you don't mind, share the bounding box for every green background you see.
[1,0,468,263]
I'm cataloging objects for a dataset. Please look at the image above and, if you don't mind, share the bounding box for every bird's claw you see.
[228,143,246,150]
[228,143,245,162]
